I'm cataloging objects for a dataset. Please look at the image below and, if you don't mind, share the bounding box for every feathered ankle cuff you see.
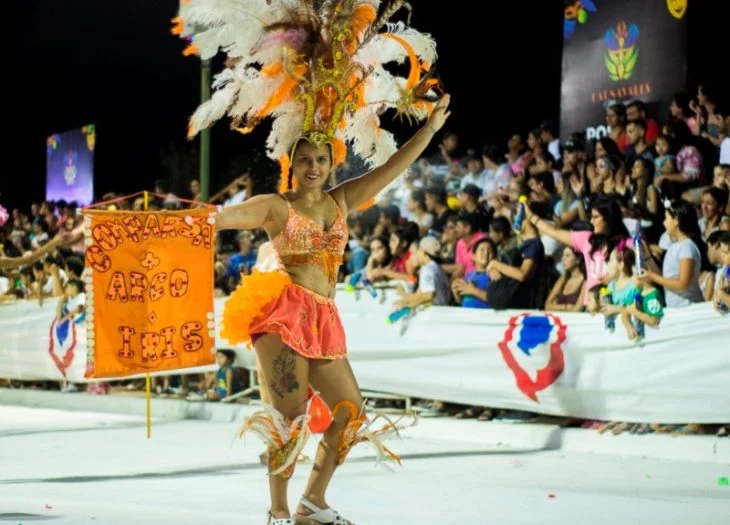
[332,401,413,467]
[239,402,311,480]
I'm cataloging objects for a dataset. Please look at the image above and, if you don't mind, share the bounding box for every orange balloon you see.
[307,388,333,434]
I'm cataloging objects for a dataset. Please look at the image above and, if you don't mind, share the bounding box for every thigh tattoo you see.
[270,346,301,399]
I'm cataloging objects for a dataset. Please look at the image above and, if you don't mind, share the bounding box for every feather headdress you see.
[173,0,441,174]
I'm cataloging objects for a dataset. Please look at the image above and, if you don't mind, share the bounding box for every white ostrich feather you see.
[266,101,303,160]
[356,22,437,68]
[188,79,239,136]
[344,108,380,161]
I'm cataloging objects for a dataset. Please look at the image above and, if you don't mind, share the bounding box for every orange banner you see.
[82,208,217,378]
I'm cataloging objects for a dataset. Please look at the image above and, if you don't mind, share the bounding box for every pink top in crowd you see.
[456,231,487,275]
[570,230,633,304]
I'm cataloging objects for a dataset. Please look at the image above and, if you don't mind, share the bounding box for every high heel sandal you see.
[293,497,353,524]
[267,510,294,525]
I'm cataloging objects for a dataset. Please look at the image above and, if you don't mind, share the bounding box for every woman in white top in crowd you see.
[406,189,435,236]
[635,200,711,307]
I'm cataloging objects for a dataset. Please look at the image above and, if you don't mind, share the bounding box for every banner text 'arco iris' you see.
[83,208,217,378]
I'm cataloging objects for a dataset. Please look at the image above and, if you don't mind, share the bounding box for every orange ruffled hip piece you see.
[221,269,347,360]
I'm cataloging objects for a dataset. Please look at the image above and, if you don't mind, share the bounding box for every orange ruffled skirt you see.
[221,270,347,360]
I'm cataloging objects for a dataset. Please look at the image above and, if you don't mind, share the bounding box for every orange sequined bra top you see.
[271,194,348,286]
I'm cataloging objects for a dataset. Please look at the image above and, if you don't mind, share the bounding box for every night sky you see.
[5,1,721,211]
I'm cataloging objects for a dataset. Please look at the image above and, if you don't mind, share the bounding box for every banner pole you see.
[143,190,151,439]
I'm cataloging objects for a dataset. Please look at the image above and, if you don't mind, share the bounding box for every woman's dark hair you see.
[410,189,427,211]
[456,211,480,233]
[655,133,677,155]
[594,137,624,162]
[534,171,556,194]
[425,185,447,205]
[380,204,401,225]
[216,349,236,364]
[664,119,694,149]
[472,237,496,255]
[589,196,630,260]
[634,157,655,180]
[607,103,627,124]
[561,246,586,279]
[490,216,512,237]
[671,91,694,119]
[620,247,637,277]
[482,144,504,165]
[370,236,393,267]
[535,150,556,167]
[703,187,729,213]
[666,199,713,272]
[66,278,85,294]
[392,223,419,250]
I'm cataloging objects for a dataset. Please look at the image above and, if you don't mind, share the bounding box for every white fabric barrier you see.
[1,291,729,423]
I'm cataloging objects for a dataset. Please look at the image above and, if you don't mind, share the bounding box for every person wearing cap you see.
[561,138,586,178]
[395,236,452,308]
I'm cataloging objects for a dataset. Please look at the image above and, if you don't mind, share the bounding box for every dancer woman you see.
[177,2,448,523]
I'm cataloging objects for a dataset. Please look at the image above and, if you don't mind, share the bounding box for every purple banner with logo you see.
[46,125,96,205]
[560,0,688,140]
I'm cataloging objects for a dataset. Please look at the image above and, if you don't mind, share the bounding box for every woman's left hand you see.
[426,94,451,133]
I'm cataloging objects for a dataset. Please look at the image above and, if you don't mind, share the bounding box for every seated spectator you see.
[545,246,587,312]
[481,144,514,200]
[227,231,257,286]
[713,103,730,165]
[587,138,625,193]
[654,134,677,179]
[670,91,699,135]
[636,200,709,307]
[705,231,730,302]
[527,195,631,305]
[626,100,659,145]
[395,236,452,308]
[487,202,547,309]
[539,121,562,162]
[700,187,730,241]
[711,233,730,313]
[458,184,482,215]
[362,236,393,284]
[369,225,417,282]
[606,103,629,151]
[425,185,455,233]
[406,189,434,236]
[601,247,639,317]
[488,216,519,259]
[631,157,656,219]
[534,151,562,192]
[452,238,496,309]
[624,118,656,169]
[372,203,401,240]
[621,250,664,340]
[459,154,487,192]
[656,120,706,199]
[439,215,458,270]
[453,212,487,279]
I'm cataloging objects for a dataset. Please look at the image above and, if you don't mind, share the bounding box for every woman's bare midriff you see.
[281,262,337,298]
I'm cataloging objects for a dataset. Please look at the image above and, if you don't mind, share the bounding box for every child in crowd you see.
[189,349,239,402]
[654,135,677,178]
[395,236,452,308]
[56,278,86,324]
[451,238,496,308]
[712,233,730,313]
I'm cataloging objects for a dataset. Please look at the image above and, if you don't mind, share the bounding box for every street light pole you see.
[199,59,211,202]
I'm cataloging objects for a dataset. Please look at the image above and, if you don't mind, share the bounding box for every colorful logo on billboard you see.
[666,0,687,20]
[82,124,96,152]
[604,21,640,81]
[498,314,566,402]
[563,0,597,39]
